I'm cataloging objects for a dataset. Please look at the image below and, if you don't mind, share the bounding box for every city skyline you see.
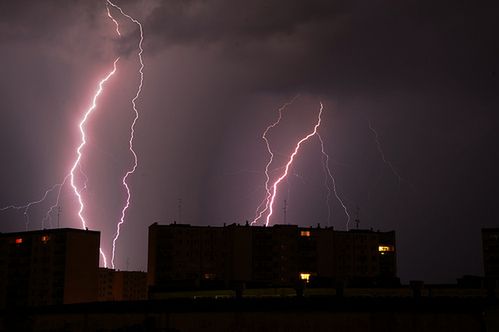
[0,0,498,284]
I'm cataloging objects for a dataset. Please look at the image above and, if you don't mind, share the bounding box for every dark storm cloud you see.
[146,0,343,45]
[144,0,497,96]
[0,1,99,41]
[0,0,139,60]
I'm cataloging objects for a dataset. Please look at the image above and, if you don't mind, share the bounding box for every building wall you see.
[225,226,252,282]
[149,224,234,290]
[0,228,100,308]
[482,228,499,279]
[98,268,115,301]
[148,223,397,291]
[63,231,100,304]
[116,271,147,301]
[98,268,147,301]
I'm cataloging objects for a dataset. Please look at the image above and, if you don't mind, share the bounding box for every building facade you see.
[148,223,397,292]
[482,228,499,279]
[98,268,147,301]
[0,228,100,308]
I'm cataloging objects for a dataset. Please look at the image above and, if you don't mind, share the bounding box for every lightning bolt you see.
[251,97,298,225]
[256,103,324,227]
[41,175,69,229]
[318,138,333,226]
[106,3,121,36]
[1,3,132,269]
[316,132,351,230]
[69,57,119,268]
[368,120,403,184]
[1,57,118,246]
[41,165,90,229]
[1,168,89,230]
[251,102,351,228]
[106,0,145,269]
[0,181,67,231]
[69,58,119,231]
[100,249,108,268]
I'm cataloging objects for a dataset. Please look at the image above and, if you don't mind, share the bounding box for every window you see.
[378,245,394,252]
[300,231,311,237]
[299,273,311,283]
[203,273,216,279]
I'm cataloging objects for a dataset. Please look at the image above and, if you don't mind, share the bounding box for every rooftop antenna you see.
[283,199,287,224]
[177,198,182,224]
[355,206,360,229]
[57,206,61,229]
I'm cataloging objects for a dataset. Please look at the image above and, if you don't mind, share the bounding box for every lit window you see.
[41,235,49,243]
[300,230,311,237]
[378,245,394,252]
[203,273,216,279]
[15,238,23,244]
[300,273,311,283]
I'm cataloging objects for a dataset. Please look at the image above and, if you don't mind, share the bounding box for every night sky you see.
[0,0,497,283]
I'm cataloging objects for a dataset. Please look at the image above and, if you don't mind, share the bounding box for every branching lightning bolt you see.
[255,103,324,227]
[106,3,121,36]
[106,0,144,269]
[41,166,89,229]
[0,181,67,231]
[69,58,119,232]
[318,138,333,225]
[251,102,351,229]
[0,60,118,257]
[251,96,298,225]
[0,3,135,269]
[41,175,69,229]
[1,169,88,231]
[69,58,119,268]
[317,132,351,230]
[368,120,403,184]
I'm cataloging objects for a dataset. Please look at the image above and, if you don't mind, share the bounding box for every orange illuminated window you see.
[378,245,394,252]
[41,235,49,243]
[300,273,311,283]
[15,238,23,244]
[300,230,311,237]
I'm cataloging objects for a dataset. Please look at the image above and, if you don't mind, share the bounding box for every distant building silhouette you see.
[148,223,397,295]
[482,228,499,279]
[0,228,99,308]
[98,268,147,301]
